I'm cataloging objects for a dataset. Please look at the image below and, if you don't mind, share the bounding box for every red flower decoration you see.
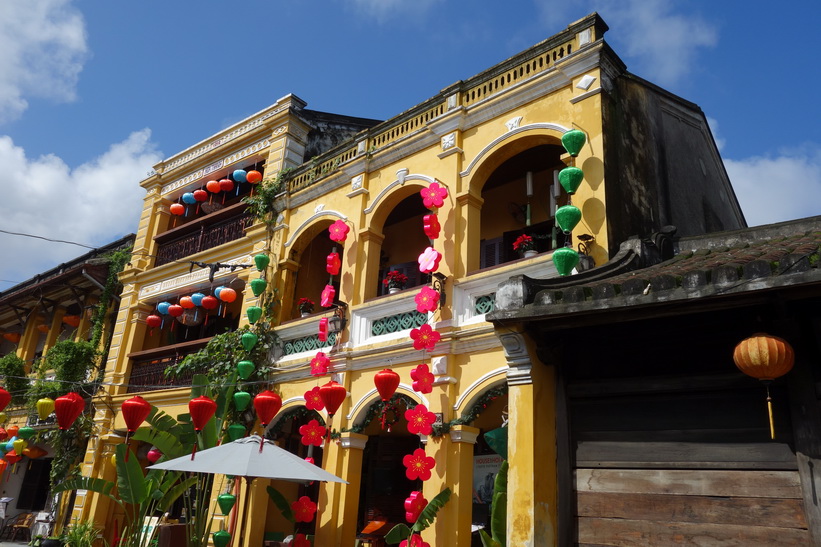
[420,182,448,209]
[299,419,326,446]
[328,220,350,242]
[403,448,436,481]
[318,317,328,343]
[291,495,317,523]
[399,535,430,547]
[414,286,439,314]
[405,404,436,435]
[326,252,341,275]
[417,247,442,274]
[404,491,427,524]
[410,364,434,394]
[304,387,325,411]
[311,352,330,376]
[422,213,440,239]
[410,324,440,352]
[512,233,535,252]
[321,284,335,307]
[291,533,311,547]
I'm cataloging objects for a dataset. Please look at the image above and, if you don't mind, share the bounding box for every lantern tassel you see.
[765,383,776,440]
[259,434,265,453]
[191,435,199,460]
[124,432,130,462]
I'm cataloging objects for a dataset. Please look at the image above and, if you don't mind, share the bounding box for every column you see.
[356,229,384,305]
[334,432,368,546]
[455,192,484,278]
[449,425,479,546]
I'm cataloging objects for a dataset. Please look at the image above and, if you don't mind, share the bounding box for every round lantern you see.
[201,295,219,310]
[0,429,6,441]
[36,398,55,421]
[3,333,21,344]
[733,333,795,439]
[0,388,10,412]
[167,304,184,318]
[561,128,587,157]
[246,170,262,184]
[182,192,197,205]
[17,427,34,440]
[13,438,26,456]
[193,189,208,202]
[189,396,217,432]
[219,178,234,192]
[169,203,185,216]
[62,315,81,328]
[0,459,7,475]
[217,493,237,515]
[191,293,205,307]
[213,530,231,547]
[552,247,579,277]
[54,392,85,430]
[241,332,258,352]
[237,361,255,380]
[233,391,251,412]
[227,424,246,441]
[253,390,282,427]
[233,170,247,183]
[146,314,162,329]
[0,413,7,425]
[146,447,162,464]
[555,205,582,233]
[218,288,237,303]
[157,302,171,315]
[206,180,221,193]
[374,369,401,430]
[179,296,195,309]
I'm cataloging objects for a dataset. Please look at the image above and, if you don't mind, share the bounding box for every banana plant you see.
[384,488,452,545]
[478,461,508,547]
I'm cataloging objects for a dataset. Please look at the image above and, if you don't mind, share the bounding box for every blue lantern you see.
[191,293,205,307]
[157,302,171,315]
[233,170,247,183]
[182,192,197,205]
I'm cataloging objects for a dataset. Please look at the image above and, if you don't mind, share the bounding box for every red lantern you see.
[0,429,6,441]
[4,451,20,464]
[206,180,221,193]
[179,296,195,309]
[193,189,208,202]
[201,295,219,310]
[374,369,400,430]
[122,396,151,433]
[189,396,217,432]
[254,391,282,427]
[146,447,162,463]
[37,324,50,333]
[146,314,161,328]
[170,203,185,216]
[6,426,18,438]
[168,304,184,318]
[246,170,262,184]
[218,288,237,303]
[219,178,234,192]
[62,315,81,328]
[0,458,7,476]
[319,381,347,418]
[2,333,20,344]
[54,392,85,430]
[22,446,47,460]
[0,388,10,412]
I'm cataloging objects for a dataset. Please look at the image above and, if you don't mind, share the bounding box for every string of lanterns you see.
[552,128,587,276]
[170,167,264,222]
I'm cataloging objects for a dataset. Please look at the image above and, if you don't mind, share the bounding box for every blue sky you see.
[1,0,819,291]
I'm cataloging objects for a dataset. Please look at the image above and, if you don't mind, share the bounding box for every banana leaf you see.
[412,487,451,532]
[116,443,148,505]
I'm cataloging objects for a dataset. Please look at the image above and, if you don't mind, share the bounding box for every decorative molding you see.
[578,28,592,46]
[459,122,571,178]
[505,117,523,131]
[576,74,596,90]
[453,367,508,411]
[314,203,325,214]
[138,254,251,300]
[441,133,456,150]
[363,173,437,215]
[499,332,533,386]
[351,175,363,190]
[346,384,427,422]
[570,87,602,104]
[431,355,448,376]
[283,210,348,248]
[450,428,479,444]
[339,433,368,450]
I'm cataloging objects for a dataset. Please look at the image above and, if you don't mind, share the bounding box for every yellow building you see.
[73,13,745,546]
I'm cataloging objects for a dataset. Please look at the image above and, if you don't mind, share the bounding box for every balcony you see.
[154,201,253,267]
[126,338,211,393]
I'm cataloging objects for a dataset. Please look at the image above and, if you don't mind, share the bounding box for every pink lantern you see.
[146,448,162,463]
[218,288,237,303]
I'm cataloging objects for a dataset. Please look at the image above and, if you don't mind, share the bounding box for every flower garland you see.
[430,385,508,437]
[267,406,326,440]
[334,393,416,438]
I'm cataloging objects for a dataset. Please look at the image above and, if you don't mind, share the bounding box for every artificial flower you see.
[311,352,330,376]
[512,234,535,252]
[383,270,409,289]
[303,386,325,411]
[420,182,448,209]
[399,535,430,547]
[403,447,436,481]
[297,297,314,314]
[328,219,350,242]
[291,496,317,523]
[404,491,427,524]
[318,317,328,343]
[422,213,440,239]
[410,364,434,394]
[414,286,439,314]
[405,404,437,435]
[299,419,326,446]
[417,246,442,274]
[410,324,440,352]
[321,284,335,307]
[326,251,341,275]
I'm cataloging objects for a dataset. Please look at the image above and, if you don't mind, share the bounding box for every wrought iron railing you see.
[371,311,426,336]
[128,353,196,393]
[155,213,252,266]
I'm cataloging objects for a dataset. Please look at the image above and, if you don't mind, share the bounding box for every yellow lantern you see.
[0,412,7,425]
[36,398,55,421]
[110,454,117,468]
[12,439,26,456]
[733,333,795,439]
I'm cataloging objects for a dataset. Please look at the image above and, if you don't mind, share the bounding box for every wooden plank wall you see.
[576,468,809,546]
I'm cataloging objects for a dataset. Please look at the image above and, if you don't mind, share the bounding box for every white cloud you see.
[535,0,717,86]
[0,130,162,288]
[0,0,88,123]
[724,146,821,227]
[347,0,442,22]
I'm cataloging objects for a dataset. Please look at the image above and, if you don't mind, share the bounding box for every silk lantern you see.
[17,427,34,440]
[219,178,234,192]
[561,128,587,157]
[233,169,247,183]
[0,388,10,412]
[169,203,185,216]
[189,396,217,459]
[217,493,237,515]
[374,369,400,429]
[227,424,246,441]
[733,333,795,439]
[250,278,267,297]
[36,398,55,421]
[237,361,255,380]
[319,381,347,441]
[552,247,579,276]
[23,446,46,460]
[246,306,262,325]
[6,426,18,438]
[218,288,237,303]
[122,396,152,461]
[179,296,195,309]
[233,391,251,412]
[168,304,184,318]
[12,439,26,456]
[201,295,219,310]
[246,170,262,184]
[146,314,162,335]
[0,429,6,441]
[253,253,270,272]
[213,530,231,547]
[55,392,85,430]
[241,332,258,352]
[146,447,162,464]
[253,390,282,451]
[0,413,6,425]
[206,180,221,193]
[558,166,584,194]
[555,205,582,233]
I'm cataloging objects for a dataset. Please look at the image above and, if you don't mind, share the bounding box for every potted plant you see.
[63,520,100,547]
[512,234,537,258]
[383,271,408,294]
[297,298,315,317]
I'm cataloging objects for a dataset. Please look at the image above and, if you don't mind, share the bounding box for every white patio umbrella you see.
[148,435,345,545]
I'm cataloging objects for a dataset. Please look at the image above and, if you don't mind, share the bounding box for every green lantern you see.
[246,306,262,325]
[561,129,586,157]
[217,493,237,515]
[558,167,584,194]
[213,530,231,547]
[241,332,258,352]
[237,361,255,380]
[484,426,508,460]
[552,247,579,276]
[227,424,246,441]
[253,253,270,272]
[555,205,582,233]
[250,278,267,297]
[17,426,35,440]
[233,391,251,412]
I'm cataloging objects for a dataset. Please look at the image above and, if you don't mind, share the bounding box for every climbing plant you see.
[0,353,28,405]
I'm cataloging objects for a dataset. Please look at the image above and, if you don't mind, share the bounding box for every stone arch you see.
[453,367,507,417]
[346,384,425,428]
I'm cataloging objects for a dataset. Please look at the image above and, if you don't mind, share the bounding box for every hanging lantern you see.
[54,393,85,430]
[326,252,341,276]
[233,170,247,183]
[227,424,246,441]
[253,253,270,271]
[191,293,205,307]
[0,388,10,412]
[733,333,795,439]
[561,129,587,157]
[219,178,234,192]
[182,192,197,205]
[189,396,217,459]
[62,315,82,328]
[219,288,237,303]
[374,369,400,430]
[246,306,262,325]
[22,446,46,460]
[17,427,34,440]
[146,447,162,464]
[250,279,267,297]
[254,390,282,451]
[552,247,579,276]
[36,324,50,333]
[179,296,195,309]
[555,205,582,233]
[217,493,237,515]
[241,332,258,352]
[246,170,262,184]
[233,391,251,412]
[121,395,151,461]
[167,304,184,318]
[13,438,26,456]
[0,458,7,476]
[558,166,584,194]
[2,333,21,344]
[6,426,18,438]
[146,315,162,333]
[36,398,55,421]
[193,189,208,202]
[0,413,7,425]
[0,429,6,441]
[201,295,219,310]
[5,450,21,465]
[213,530,231,547]
[206,180,221,193]
[319,381,347,418]
[169,203,185,216]
[237,361,255,380]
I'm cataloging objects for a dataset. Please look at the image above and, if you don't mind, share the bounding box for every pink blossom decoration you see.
[410,364,434,394]
[310,352,330,376]
[326,251,341,275]
[291,533,311,547]
[410,324,440,352]
[299,419,326,446]
[414,286,440,314]
[399,535,430,547]
[420,182,448,209]
[320,284,335,307]
[305,456,315,465]
[304,386,325,411]
[405,404,437,435]
[328,220,350,242]
[318,317,328,342]
[291,495,317,523]
[422,214,440,239]
[417,246,442,274]
[404,491,427,524]
[403,447,436,481]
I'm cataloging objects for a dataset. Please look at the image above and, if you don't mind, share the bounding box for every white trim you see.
[283,210,348,248]
[363,173,437,215]
[453,367,507,412]
[346,384,427,422]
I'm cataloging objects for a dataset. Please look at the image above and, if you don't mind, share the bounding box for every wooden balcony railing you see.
[127,338,211,393]
[155,212,252,266]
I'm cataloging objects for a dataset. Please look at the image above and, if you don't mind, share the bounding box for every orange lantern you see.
[3,333,21,344]
[733,333,795,439]
[62,315,81,328]
[37,324,50,333]
[23,446,47,459]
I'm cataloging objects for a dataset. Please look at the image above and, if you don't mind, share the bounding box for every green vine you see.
[243,168,290,225]
[334,394,416,438]
[0,353,28,405]
[90,248,132,358]
[430,385,508,437]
